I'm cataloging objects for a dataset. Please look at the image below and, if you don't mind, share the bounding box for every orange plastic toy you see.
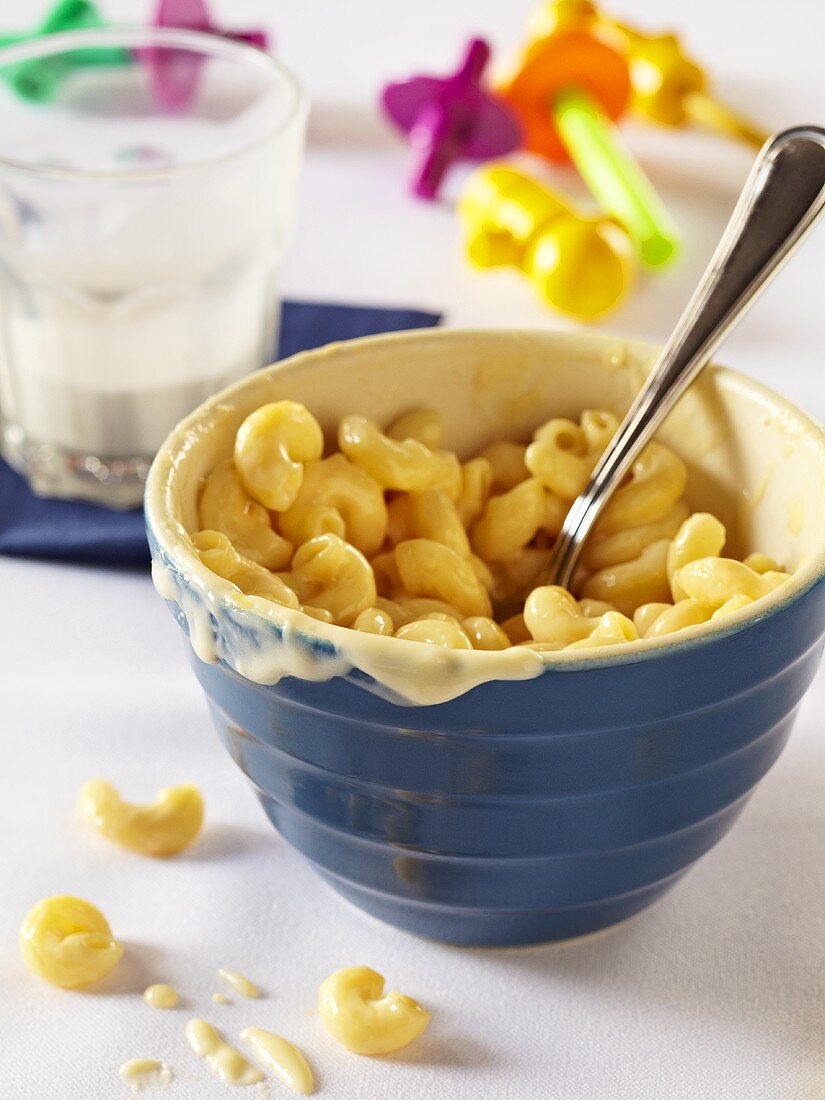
[498,25,679,266]
[530,1,769,149]
[498,29,629,164]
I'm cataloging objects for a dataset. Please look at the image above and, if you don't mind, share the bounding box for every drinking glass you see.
[0,28,307,506]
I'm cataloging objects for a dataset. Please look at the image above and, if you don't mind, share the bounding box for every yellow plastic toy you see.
[530,1,768,149]
[458,165,634,319]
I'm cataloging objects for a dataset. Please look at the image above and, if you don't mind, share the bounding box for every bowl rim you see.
[145,326,825,673]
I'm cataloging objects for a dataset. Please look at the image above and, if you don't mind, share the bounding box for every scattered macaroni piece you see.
[143,983,180,1009]
[185,1019,264,1086]
[189,402,790,655]
[218,967,260,999]
[318,966,430,1055]
[119,1059,173,1093]
[20,895,123,989]
[77,779,204,857]
[241,1028,314,1095]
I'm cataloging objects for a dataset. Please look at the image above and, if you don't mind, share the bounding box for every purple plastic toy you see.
[381,38,521,201]
[144,0,269,111]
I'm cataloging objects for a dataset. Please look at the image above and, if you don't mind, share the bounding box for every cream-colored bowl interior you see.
[147,328,825,667]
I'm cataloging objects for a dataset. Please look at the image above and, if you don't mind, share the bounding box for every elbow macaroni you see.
[566,611,639,650]
[395,539,492,617]
[581,539,672,617]
[193,530,300,608]
[318,966,430,1055]
[234,400,324,512]
[20,895,123,989]
[78,779,204,856]
[198,459,293,570]
[667,513,726,599]
[339,415,460,496]
[190,402,791,655]
[282,534,376,626]
[278,453,388,558]
[471,478,556,561]
[596,442,688,534]
[672,557,790,609]
[526,409,618,500]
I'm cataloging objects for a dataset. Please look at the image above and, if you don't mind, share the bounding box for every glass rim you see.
[0,26,307,182]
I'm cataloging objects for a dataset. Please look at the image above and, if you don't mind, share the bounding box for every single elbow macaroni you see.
[526,409,618,500]
[283,534,376,625]
[318,966,430,1055]
[583,501,689,571]
[471,478,551,561]
[672,557,790,609]
[642,598,713,638]
[387,490,471,559]
[234,400,324,512]
[565,611,639,650]
[353,606,395,635]
[395,539,492,617]
[339,415,460,495]
[524,585,596,645]
[193,530,300,608]
[633,601,672,636]
[278,454,388,558]
[20,896,123,989]
[581,539,672,617]
[596,442,688,534]
[408,490,472,558]
[463,616,511,650]
[77,779,204,857]
[667,513,727,599]
[198,459,293,570]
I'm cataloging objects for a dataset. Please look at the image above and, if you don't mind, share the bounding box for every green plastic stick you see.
[554,86,679,268]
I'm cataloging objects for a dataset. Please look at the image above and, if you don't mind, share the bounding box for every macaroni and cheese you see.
[191,400,791,654]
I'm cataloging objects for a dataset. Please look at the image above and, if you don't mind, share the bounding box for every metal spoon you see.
[539,125,825,593]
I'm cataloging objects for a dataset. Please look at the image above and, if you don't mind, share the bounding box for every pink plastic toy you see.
[381,38,521,201]
[145,0,269,111]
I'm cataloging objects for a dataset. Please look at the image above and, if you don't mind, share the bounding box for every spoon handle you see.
[545,126,825,591]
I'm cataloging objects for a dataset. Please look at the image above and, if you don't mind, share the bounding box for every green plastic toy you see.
[0,0,129,103]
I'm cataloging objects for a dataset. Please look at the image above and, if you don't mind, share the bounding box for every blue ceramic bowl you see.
[146,330,825,946]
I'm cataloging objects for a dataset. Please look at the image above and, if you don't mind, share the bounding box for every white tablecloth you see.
[2,1,825,1097]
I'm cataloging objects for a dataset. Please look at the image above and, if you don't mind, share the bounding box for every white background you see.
[2,2,825,1098]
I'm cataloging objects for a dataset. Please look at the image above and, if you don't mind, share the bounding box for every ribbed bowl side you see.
[189,580,825,945]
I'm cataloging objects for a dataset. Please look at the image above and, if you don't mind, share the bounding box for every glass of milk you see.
[0,28,307,506]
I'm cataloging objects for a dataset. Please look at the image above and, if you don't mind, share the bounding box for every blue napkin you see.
[0,300,441,567]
